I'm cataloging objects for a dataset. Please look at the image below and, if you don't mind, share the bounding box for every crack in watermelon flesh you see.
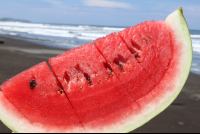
[0,10,191,132]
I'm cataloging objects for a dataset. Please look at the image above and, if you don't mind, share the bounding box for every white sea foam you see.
[28,30,76,38]
[80,32,107,38]
[77,36,97,40]
[191,38,200,75]
[192,39,200,54]
[191,35,200,38]
[103,27,125,31]
[9,33,17,36]
[191,68,200,75]
[0,22,124,40]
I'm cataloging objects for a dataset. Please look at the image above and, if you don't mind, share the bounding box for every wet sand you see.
[0,36,199,133]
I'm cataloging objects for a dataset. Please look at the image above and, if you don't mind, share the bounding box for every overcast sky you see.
[0,0,200,29]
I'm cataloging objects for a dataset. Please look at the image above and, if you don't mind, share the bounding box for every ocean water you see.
[0,21,199,76]
[0,21,124,49]
[190,30,200,75]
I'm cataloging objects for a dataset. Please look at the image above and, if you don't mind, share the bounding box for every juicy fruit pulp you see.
[0,8,192,133]
[49,43,135,129]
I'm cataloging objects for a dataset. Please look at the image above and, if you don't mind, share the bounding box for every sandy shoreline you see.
[0,36,199,133]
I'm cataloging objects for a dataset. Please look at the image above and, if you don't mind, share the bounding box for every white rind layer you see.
[0,8,192,133]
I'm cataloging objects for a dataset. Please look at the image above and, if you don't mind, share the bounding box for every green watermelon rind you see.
[0,8,192,133]
[111,8,192,133]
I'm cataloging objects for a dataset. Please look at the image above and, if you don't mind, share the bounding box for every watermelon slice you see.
[0,8,192,133]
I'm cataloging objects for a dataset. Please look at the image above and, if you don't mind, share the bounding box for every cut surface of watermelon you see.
[0,8,192,133]
[49,43,135,131]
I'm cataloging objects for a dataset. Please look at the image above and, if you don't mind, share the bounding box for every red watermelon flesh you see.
[118,21,172,85]
[94,32,155,101]
[0,62,84,132]
[0,22,173,131]
[49,43,138,129]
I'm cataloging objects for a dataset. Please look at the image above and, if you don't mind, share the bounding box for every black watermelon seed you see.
[84,73,92,85]
[87,76,92,85]
[58,90,63,94]
[30,80,36,89]
[118,64,123,70]
[133,54,139,59]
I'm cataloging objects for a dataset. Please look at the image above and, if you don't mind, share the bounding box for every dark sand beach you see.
[0,36,200,133]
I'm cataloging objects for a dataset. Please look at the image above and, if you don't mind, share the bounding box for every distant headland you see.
[0,18,31,23]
